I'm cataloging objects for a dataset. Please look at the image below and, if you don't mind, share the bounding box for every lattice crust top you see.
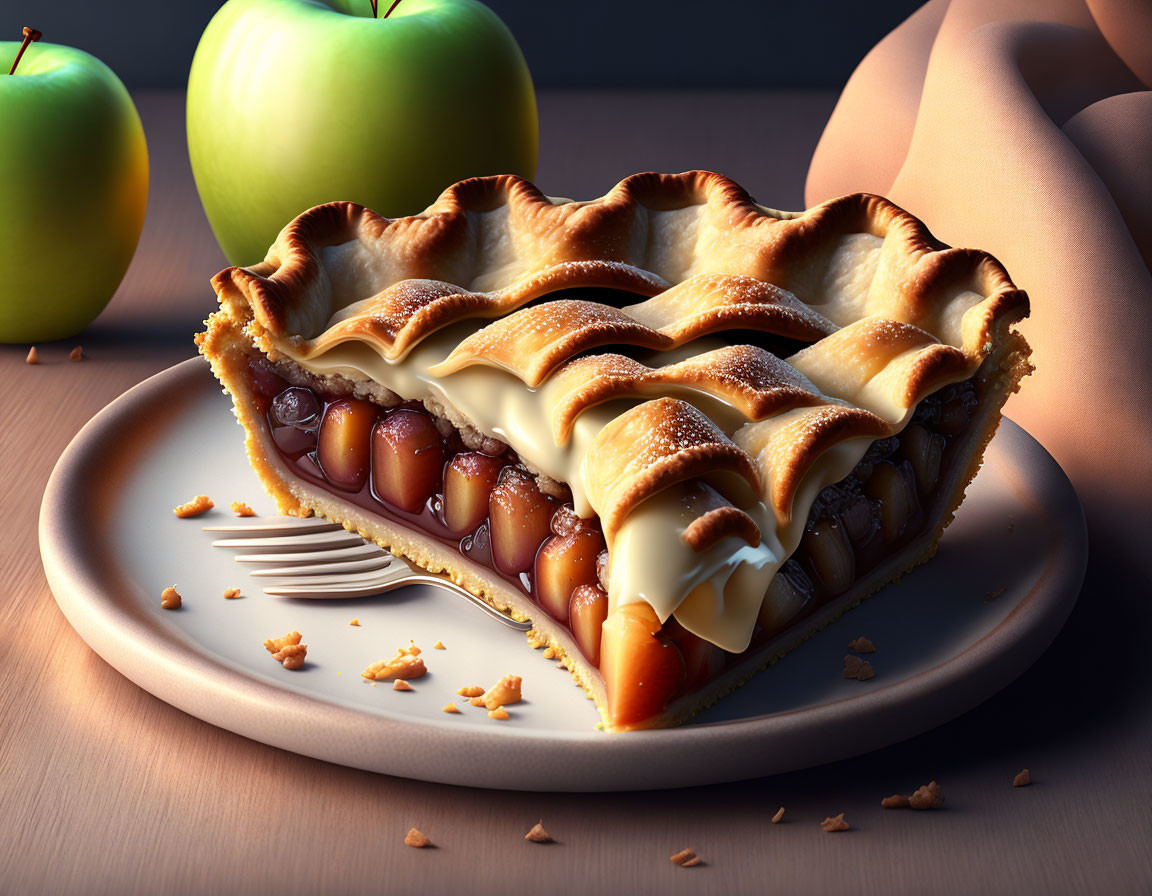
[209,172,1029,649]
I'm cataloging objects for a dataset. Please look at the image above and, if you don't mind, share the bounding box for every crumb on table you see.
[670,848,701,867]
[821,813,850,832]
[771,807,785,824]
[160,586,181,610]
[909,781,945,810]
[441,703,460,714]
[1013,768,1031,787]
[487,706,509,720]
[433,640,446,650]
[231,501,256,517]
[69,345,84,362]
[456,685,485,698]
[392,680,413,691]
[223,587,242,600]
[404,828,431,848]
[349,618,360,626]
[881,794,912,809]
[25,346,38,364]
[525,821,552,843]
[173,495,214,518]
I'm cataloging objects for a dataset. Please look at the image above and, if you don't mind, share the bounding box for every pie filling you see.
[247,356,982,724]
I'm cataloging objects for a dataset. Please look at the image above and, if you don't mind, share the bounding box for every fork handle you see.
[382,573,533,630]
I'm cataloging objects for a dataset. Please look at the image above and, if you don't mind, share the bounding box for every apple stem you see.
[7,26,41,76]
[370,0,378,17]
[383,0,404,17]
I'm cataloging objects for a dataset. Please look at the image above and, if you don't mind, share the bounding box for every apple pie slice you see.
[197,172,1031,731]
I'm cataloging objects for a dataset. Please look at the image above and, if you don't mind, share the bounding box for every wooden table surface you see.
[2,90,1149,896]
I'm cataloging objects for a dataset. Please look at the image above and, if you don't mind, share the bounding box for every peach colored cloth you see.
[807,0,1151,555]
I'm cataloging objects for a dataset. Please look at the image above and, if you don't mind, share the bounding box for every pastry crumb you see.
[909,781,945,810]
[821,813,850,832]
[272,643,307,670]
[223,587,242,600]
[487,706,509,720]
[525,821,552,843]
[264,631,302,654]
[362,643,427,681]
[392,679,413,691]
[881,794,911,809]
[479,674,522,710]
[231,501,256,517]
[160,586,181,610]
[542,647,557,659]
[173,495,214,518]
[25,346,38,364]
[842,654,875,681]
[349,618,360,626]
[670,848,701,867]
[771,807,785,824]
[441,703,460,714]
[847,636,875,654]
[264,632,307,669]
[69,345,84,362]
[404,828,431,848]
[1013,768,1031,787]
[457,685,485,698]
[433,640,446,650]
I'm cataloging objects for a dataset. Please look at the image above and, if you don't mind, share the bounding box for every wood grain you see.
[1,90,1148,896]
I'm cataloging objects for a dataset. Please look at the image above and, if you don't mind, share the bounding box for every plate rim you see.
[39,357,1088,791]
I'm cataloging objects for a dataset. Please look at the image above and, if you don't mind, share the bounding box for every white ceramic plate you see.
[40,358,1086,791]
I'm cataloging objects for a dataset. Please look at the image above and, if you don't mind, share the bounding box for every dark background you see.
[2,0,923,88]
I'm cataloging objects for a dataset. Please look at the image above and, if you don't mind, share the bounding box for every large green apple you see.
[188,0,538,266]
[0,38,148,343]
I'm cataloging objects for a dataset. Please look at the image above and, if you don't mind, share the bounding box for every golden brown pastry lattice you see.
[211,171,1028,547]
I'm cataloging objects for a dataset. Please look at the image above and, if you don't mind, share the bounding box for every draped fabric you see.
[806,0,1152,562]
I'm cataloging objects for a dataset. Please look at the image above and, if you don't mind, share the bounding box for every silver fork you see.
[204,518,532,631]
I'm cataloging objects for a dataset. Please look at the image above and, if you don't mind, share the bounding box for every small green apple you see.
[188,0,538,267]
[0,31,148,343]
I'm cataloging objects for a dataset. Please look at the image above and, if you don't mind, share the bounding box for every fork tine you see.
[263,583,396,599]
[211,530,366,551]
[255,567,398,586]
[211,518,532,629]
[234,543,386,564]
[249,556,394,577]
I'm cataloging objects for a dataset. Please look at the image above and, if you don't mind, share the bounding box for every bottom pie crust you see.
[199,315,1031,731]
